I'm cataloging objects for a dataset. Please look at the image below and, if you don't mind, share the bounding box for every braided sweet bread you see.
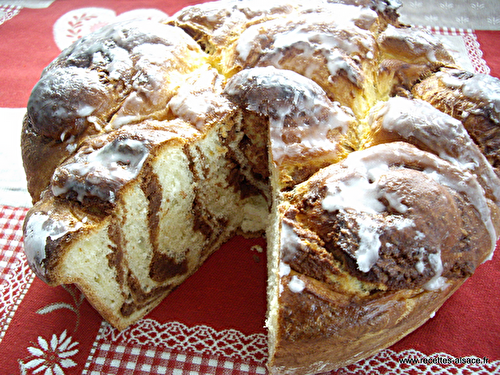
[21,0,500,373]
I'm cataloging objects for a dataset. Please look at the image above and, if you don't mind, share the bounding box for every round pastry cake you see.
[21,0,500,373]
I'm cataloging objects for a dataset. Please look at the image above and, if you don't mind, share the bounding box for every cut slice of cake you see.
[21,1,500,374]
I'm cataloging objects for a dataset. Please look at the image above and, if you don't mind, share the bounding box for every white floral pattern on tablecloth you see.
[398,0,500,30]
[19,330,79,375]
[0,2,499,373]
[53,8,169,51]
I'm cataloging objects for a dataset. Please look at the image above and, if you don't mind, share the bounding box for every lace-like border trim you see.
[426,27,491,74]
[462,33,491,74]
[99,319,500,373]
[100,319,268,364]
[0,253,35,344]
[0,5,21,26]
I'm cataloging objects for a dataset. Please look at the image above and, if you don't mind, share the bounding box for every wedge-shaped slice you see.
[266,141,499,374]
[23,116,269,330]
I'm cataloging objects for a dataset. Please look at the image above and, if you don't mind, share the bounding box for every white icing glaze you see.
[87,116,102,131]
[415,248,426,274]
[236,25,261,61]
[288,275,305,293]
[52,138,149,202]
[66,142,78,153]
[224,66,352,164]
[279,222,300,295]
[438,70,500,124]
[280,220,300,262]
[354,216,382,273]
[391,217,414,230]
[322,175,385,214]
[423,249,447,291]
[414,231,426,241]
[23,212,82,282]
[380,25,442,62]
[279,261,291,277]
[236,6,376,83]
[76,104,96,118]
[373,96,500,204]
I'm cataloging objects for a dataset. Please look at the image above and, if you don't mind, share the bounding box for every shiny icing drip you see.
[279,220,301,294]
[352,216,382,273]
[280,220,300,262]
[236,5,377,83]
[52,138,149,203]
[423,249,446,291]
[23,212,83,282]
[326,142,497,275]
[288,275,305,293]
[437,70,500,124]
[167,67,232,130]
[379,25,443,62]
[322,150,413,273]
[372,96,500,203]
[224,66,352,164]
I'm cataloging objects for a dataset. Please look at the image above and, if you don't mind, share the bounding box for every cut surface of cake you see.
[21,0,500,374]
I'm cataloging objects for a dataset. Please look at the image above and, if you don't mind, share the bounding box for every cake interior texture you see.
[21,0,500,374]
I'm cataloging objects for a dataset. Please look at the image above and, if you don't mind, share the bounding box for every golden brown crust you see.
[20,1,500,374]
[378,25,455,65]
[376,26,456,99]
[281,142,497,289]
[269,276,463,374]
[224,67,357,190]
[269,141,498,374]
[412,68,500,174]
[21,19,209,202]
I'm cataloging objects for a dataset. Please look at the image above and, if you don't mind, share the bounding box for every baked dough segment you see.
[412,67,500,174]
[224,66,357,190]
[22,20,210,202]
[265,138,499,373]
[20,0,500,373]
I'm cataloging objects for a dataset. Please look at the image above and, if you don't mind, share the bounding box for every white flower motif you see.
[409,1,423,7]
[440,2,455,10]
[488,17,500,25]
[424,15,439,23]
[19,330,78,375]
[456,16,470,24]
[470,2,485,10]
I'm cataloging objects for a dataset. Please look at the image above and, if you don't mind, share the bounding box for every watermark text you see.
[399,355,490,366]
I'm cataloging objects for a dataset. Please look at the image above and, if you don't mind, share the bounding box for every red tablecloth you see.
[0,1,499,374]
